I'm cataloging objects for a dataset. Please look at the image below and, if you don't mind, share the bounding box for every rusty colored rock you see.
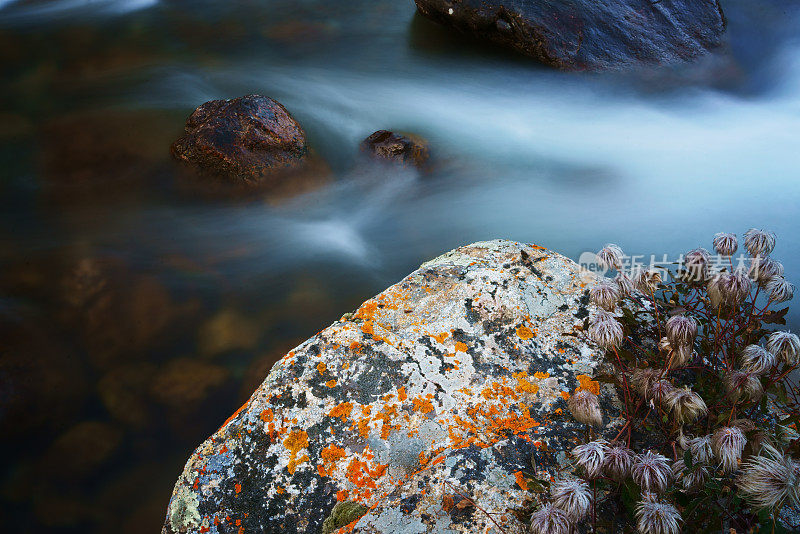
[361,130,430,168]
[414,0,726,70]
[162,240,623,533]
[171,95,310,188]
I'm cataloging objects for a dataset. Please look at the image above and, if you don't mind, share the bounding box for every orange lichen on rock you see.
[514,471,528,491]
[454,341,468,353]
[318,444,347,476]
[398,386,408,402]
[516,326,535,340]
[433,332,449,344]
[317,362,327,375]
[326,380,337,388]
[259,408,274,423]
[533,372,550,380]
[412,396,434,415]
[512,372,539,395]
[283,429,309,474]
[329,402,353,421]
[575,374,600,395]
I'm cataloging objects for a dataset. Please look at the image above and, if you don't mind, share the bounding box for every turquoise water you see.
[1,0,799,532]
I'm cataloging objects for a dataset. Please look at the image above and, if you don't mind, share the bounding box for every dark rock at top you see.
[413,0,726,70]
[361,130,430,168]
[171,95,310,188]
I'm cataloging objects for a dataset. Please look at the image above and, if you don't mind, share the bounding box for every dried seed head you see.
[649,380,676,403]
[724,371,764,403]
[635,499,682,534]
[712,426,747,473]
[713,232,738,257]
[667,343,693,369]
[550,478,592,522]
[749,256,784,287]
[663,387,707,424]
[744,229,776,257]
[630,368,662,398]
[604,445,636,481]
[597,243,624,271]
[766,331,800,365]
[738,447,800,509]
[632,451,672,493]
[615,272,635,297]
[740,345,777,375]
[591,279,621,311]
[529,503,571,534]
[683,248,711,282]
[567,389,603,427]
[727,267,753,303]
[658,337,671,353]
[686,435,714,464]
[635,269,662,294]
[665,315,697,347]
[589,313,623,349]
[672,459,708,493]
[766,276,794,303]
[572,440,608,479]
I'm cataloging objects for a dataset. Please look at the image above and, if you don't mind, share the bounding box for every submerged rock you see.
[361,130,430,168]
[413,0,725,70]
[162,240,623,533]
[171,95,318,191]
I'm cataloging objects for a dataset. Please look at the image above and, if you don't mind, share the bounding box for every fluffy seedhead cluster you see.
[550,230,800,533]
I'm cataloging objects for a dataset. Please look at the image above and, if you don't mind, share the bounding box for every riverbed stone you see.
[162,240,624,533]
[413,0,726,70]
[171,95,311,188]
[361,130,430,168]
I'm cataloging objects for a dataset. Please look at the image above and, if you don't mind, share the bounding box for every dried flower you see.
[667,343,693,369]
[724,371,763,403]
[766,276,794,303]
[713,232,738,257]
[665,315,697,347]
[740,345,777,375]
[615,272,635,297]
[630,368,661,398]
[572,440,608,479]
[749,255,784,287]
[635,269,662,294]
[597,243,624,271]
[727,267,753,303]
[712,426,747,472]
[567,389,603,427]
[551,478,591,522]
[738,447,800,509]
[589,313,623,349]
[635,499,682,534]
[604,445,636,481]
[632,451,671,493]
[766,331,800,365]
[591,279,621,311]
[649,380,676,403]
[683,248,711,282]
[529,503,571,534]
[663,387,707,423]
[686,435,714,464]
[744,229,776,257]
[658,337,671,353]
[672,459,708,493]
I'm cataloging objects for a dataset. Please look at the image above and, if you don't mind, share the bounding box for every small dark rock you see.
[414,0,726,70]
[361,130,430,168]
[171,95,310,187]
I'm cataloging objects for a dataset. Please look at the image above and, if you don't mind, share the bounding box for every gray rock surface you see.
[162,240,623,533]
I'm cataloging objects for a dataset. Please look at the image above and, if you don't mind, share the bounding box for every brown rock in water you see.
[40,421,122,479]
[413,0,725,70]
[150,358,230,409]
[171,95,314,189]
[361,130,430,168]
[98,363,157,429]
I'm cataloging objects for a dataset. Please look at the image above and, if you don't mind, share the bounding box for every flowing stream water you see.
[1,1,799,532]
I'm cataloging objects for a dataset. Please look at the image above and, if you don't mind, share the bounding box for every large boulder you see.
[171,95,316,190]
[413,0,726,70]
[162,240,623,533]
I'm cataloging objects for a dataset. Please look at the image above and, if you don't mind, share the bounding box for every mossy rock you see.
[321,501,368,534]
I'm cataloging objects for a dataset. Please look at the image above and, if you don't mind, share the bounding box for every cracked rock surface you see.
[414,0,726,70]
[162,240,624,533]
